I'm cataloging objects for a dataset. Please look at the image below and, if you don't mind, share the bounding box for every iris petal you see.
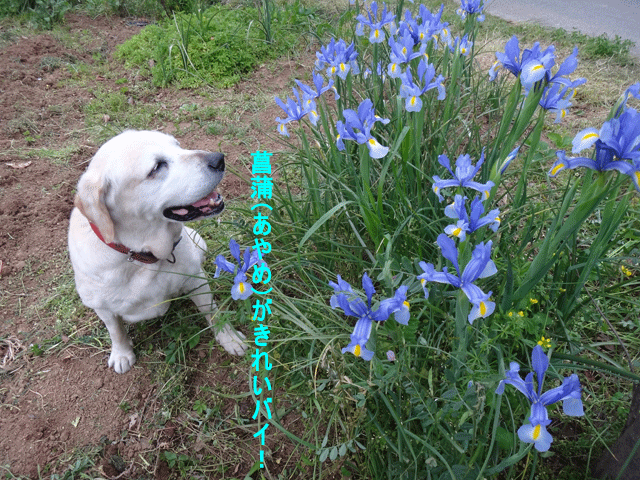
[572,128,600,153]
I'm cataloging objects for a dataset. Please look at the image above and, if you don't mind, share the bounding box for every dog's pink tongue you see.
[192,191,219,208]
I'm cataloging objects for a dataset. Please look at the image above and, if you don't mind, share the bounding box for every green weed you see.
[115,2,317,88]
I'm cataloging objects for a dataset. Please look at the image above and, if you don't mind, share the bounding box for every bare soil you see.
[0,13,310,479]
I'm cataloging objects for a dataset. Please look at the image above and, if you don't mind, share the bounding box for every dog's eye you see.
[148,159,168,178]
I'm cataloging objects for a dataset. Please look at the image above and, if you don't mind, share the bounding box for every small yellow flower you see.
[517,311,525,317]
[621,265,633,277]
[529,298,539,305]
[537,336,552,349]
[508,311,514,317]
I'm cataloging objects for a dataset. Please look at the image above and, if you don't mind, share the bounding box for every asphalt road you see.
[485,0,640,59]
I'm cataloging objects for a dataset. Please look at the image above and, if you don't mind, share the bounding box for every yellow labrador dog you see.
[68,130,247,373]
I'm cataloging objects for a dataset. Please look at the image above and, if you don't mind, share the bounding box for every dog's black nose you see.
[206,153,225,172]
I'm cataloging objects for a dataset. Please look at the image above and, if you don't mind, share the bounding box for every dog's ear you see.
[74,169,115,243]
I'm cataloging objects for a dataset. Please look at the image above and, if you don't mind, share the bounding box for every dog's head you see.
[74,130,225,258]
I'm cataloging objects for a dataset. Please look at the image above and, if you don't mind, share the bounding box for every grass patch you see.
[115,2,317,88]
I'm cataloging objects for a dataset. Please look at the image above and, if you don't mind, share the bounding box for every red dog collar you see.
[89,222,180,264]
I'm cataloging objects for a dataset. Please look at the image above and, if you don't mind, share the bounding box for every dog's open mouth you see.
[163,190,224,221]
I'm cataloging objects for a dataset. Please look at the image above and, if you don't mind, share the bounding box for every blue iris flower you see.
[315,38,360,80]
[336,99,390,158]
[444,195,500,241]
[355,1,395,44]
[539,82,582,123]
[456,0,488,22]
[418,234,497,324]
[450,34,473,56]
[549,107,640,180]
[275,87,313,136]
[387,30,426,78]
[488,36,554,85]
[432,149,495,201]
[489,37,584,92]
[399,58,445,112]
[488,36,526,81]
[330,273,410,361]
[496,345,584,452]
[397,4,447,46]
[214,239,265,300]
[295,72,338,101]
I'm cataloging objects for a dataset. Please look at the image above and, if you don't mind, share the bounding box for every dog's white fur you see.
[68,130,246,374]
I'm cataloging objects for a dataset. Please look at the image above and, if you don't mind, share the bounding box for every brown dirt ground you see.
[0,13,313,479]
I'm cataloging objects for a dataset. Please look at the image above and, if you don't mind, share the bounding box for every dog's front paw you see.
[216,324,248,356]
[108,347,136,374]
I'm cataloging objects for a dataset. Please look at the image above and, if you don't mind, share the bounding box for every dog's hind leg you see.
[95,309,136,374]
[187,274,248,356]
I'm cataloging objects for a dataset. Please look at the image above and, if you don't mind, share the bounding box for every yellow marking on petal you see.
[531,64,544,72]
[634,171,640,186]
[369,138,378,146]
[353,344,361,357]
[582,132,599,141]
[402,46,407,55]
[374,29,380,39]
[410,96,417,106]
[461,47,467,54]
[403,301,410,310]
[560,109,566,118]
[336,134,341,140]
[340,63,346,72]
[420,278,426,286]
[452,227,462,237]
[532,424,541,440]
[238,282,246,293]
[479,302,487,316]
[495,216,501,223]
[391,64,397,73]
[331,66,336,74]
[484,190,490,199]
[550,163,565,176]
[419,32,424,40]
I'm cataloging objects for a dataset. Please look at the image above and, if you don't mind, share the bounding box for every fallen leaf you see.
[128,412,139,429]
[5,161,32,169]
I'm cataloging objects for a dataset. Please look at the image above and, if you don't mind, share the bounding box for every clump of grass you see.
[115,2,316,88]
[576,32,635,65]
